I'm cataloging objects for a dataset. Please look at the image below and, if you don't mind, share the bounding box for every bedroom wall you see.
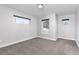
[76,10,79,47]
[37,13,57,41]
[0,5,37,47]
[57,14,75,40]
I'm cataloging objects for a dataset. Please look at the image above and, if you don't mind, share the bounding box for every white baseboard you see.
[75,39,79,48]
[58,37,79,48]
[0,36,77,48]
[37,36,57,41]
[0,36,37,48]
[58,37,75,40]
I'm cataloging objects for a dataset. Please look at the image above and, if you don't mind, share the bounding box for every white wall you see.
[58,14,75,40]
[0,5,37,46]
[37,13,57,41]
[76,10,79,47]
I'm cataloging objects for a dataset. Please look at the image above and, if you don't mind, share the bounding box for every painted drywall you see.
[37,13,57,40]
[0,5,37,46]
[76,10,79,47]
[57,14,75,40]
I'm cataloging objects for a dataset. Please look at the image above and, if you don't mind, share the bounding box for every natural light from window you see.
[15,17,30,24]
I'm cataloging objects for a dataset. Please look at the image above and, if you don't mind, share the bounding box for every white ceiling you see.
[2,4,79,18]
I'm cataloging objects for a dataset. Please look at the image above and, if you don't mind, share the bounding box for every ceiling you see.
[2,4,79,18]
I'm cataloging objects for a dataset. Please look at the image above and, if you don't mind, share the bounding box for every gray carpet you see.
[0,37,79,55]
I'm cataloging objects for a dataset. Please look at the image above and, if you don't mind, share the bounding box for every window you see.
[14,15,31,24]
[41,19,49,34]
[24,19,30,24]
[42,19,49,29]
[16,17,24,24]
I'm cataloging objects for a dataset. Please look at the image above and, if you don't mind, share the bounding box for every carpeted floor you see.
[0,37,79,55]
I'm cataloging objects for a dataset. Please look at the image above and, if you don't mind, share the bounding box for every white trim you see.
[75,39,79,48]
[37,36,57,41]
[0,36,77,48]
[0,36,36,48]
[58,37,75,40]
[58,37,79,48]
